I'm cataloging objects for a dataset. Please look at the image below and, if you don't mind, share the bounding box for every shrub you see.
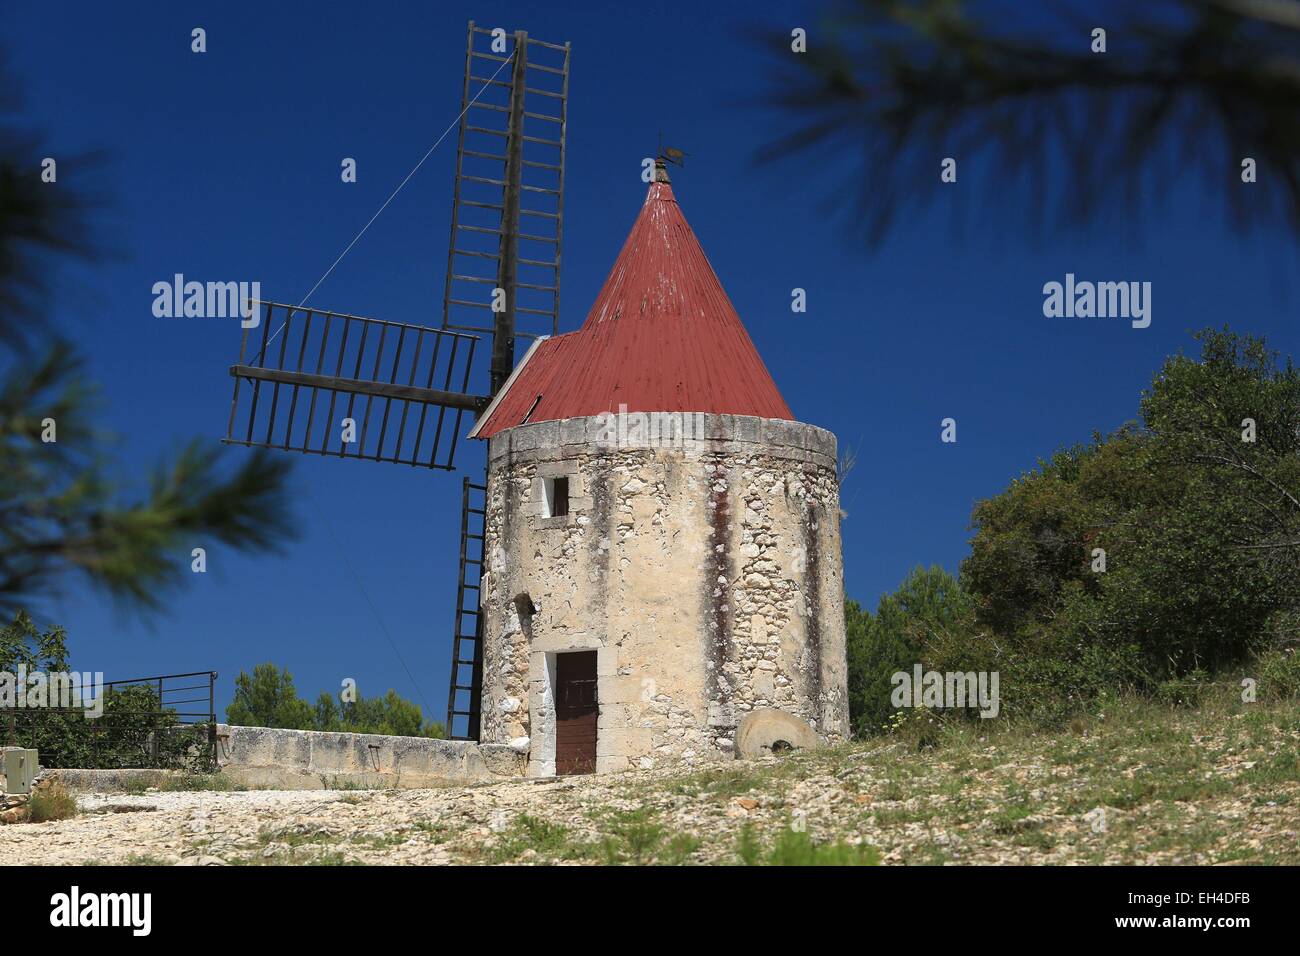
[1,611,210,770]
[960,329,1300,689]
[1256,648,1300,701]
[846,566,978,737]
[736,825,879,866]
[27,781,77,823]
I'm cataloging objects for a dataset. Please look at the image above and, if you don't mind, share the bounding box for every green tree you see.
[2,611,207,769]
[316,687,446,738]
[0,348,295,609]
[228,665,446,738]
[0,57,295,613]
[846,566,980,735]
[1141,327,1300,653]
[224,663,314,730]
[961,328,1300,717]
[847,330,1300,727]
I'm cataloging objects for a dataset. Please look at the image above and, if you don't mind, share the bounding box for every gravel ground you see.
[5,697,1298,866]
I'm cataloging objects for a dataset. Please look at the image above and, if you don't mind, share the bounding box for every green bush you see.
[843,328,1300,734]
[736,825,879,866]
[846,566,978,737]
[1155,669,1215,709]
[1,611,211,770]
[1256,648,1300,701]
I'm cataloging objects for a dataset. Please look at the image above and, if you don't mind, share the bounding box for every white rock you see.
[508,736,531,753]
[1083,806,1108,834]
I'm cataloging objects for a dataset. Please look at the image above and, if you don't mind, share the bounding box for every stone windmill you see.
[467,161,848,775]
[223,24,848,774]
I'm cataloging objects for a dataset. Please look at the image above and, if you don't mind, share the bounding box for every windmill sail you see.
[225,302,487,470]
[220,23,572,742]
[442,23,570,394]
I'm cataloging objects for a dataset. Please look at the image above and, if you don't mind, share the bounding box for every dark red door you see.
[555,651,597,775]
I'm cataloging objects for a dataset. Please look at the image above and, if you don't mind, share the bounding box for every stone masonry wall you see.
[479,414,848,775]
[211,725,526,789]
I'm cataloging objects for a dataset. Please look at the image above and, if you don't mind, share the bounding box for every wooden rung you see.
[524,36,569,52]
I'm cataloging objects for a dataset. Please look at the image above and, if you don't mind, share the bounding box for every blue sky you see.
[10,1,1298,718]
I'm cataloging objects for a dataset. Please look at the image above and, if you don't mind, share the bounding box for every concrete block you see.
[596,645,619,678]
[705,414,734,442]
[560,418,587,445]
[808,425,837,459]
[762,418,795,450]
[530,420,560,448]
[212,726,526,789]
[229,725,312,769]
[733,416,761,445]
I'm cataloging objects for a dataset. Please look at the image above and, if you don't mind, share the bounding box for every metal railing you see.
[1,670,218,770]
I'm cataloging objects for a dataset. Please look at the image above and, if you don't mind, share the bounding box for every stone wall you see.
[480,413,849,776]
[213,725,527,789]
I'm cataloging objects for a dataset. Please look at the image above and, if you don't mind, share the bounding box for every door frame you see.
[553,649,598,775]
[527,641,613,777]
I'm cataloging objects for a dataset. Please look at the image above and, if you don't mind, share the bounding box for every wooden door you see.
[555,651,597,775]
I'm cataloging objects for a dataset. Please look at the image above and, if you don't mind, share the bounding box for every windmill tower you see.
[223,23,569,741]
[466,160,849,775]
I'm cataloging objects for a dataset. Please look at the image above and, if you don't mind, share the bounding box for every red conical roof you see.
[472,175,793,440]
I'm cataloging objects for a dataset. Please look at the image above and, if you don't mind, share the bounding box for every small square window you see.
[542,476,570,518]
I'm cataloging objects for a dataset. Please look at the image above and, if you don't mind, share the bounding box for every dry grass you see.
[27,781,79,823]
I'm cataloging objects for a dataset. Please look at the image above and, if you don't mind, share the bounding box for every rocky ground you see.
[4,695,1298,866]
